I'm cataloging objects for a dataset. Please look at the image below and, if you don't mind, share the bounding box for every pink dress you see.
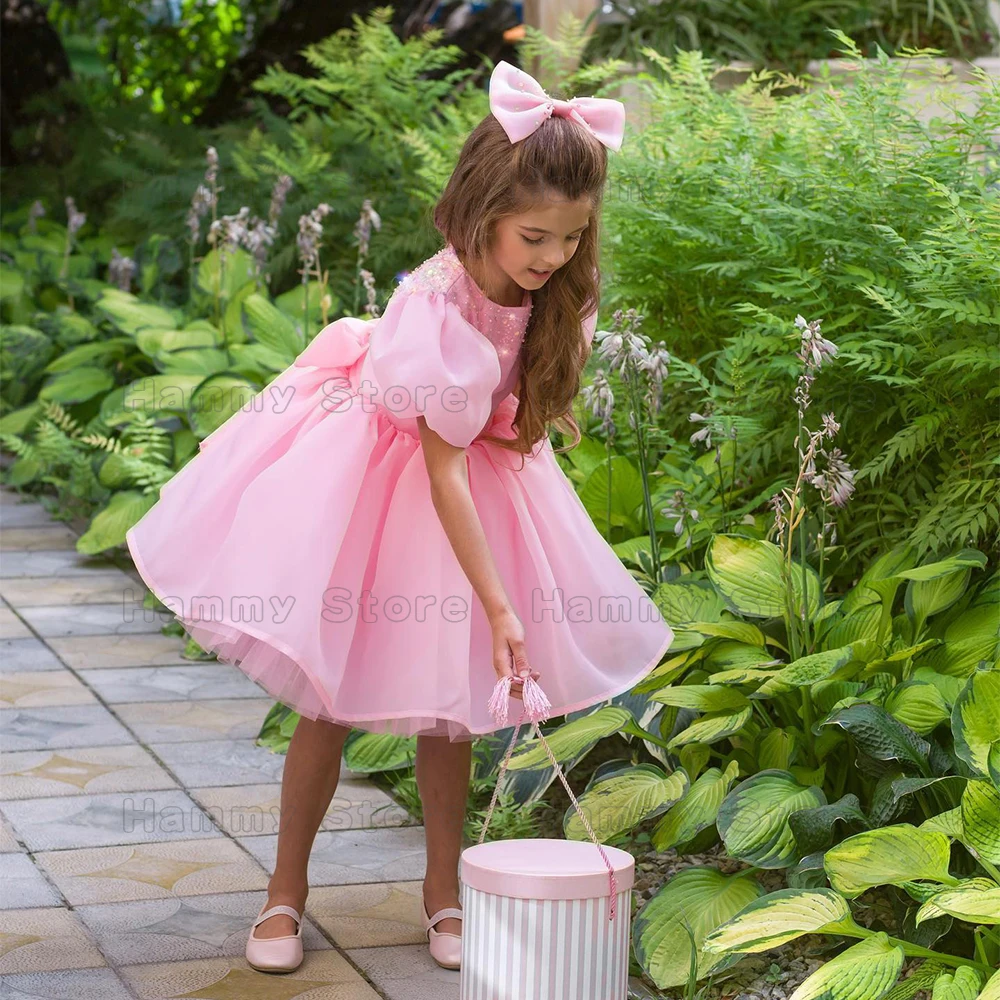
[125,243,675,741]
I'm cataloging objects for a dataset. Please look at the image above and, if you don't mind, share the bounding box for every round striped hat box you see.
[459,837,635,1000]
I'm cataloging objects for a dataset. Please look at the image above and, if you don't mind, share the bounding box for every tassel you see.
[487,675,513,727]
[521,675,552,722]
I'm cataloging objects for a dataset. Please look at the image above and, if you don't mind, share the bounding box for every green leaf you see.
[977,970,1000,1000]
[821,703,933,776]
[718,770,826,869]
[702,888,858,955]
[668,705,754,749]
[97,289,180,333]
[505,706,631,770]
[952,669,1000,778]
[38,366,115,405]
[788,934,904,1000]
[824,825,955,898]
[916,880,1000,925]
[758,728,800,771]
[788,794,869,855]
[243,292,304,358]
[931,967,984,1000]
[960,780,1000,864]
[755,645,859,697]
[652,581,727,625]
[884,682,951,736]
[706,534,788,618]
[196,246,256,302]
[650,684,750,713]
[564,764,688,842]
[633,866,763,988]
[920,807,964,839]
[651,761,739,852]
[80,490,158,554]
[341,730,415,773]
[189,375,260,438]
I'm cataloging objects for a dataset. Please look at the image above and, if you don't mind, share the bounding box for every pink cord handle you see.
[477,674,621,923]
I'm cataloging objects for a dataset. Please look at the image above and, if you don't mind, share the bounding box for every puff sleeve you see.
[368,288,502,449]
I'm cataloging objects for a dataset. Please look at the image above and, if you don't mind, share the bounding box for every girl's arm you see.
[416,415,540,695]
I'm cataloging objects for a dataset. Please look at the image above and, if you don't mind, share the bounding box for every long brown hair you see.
[433,109,608,462]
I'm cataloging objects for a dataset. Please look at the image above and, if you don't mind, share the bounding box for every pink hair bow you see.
[489,60,626,151]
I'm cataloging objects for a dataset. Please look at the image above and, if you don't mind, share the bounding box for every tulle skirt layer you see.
[126,317,675,743]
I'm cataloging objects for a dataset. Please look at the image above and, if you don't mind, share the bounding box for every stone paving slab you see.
[1,744,178,799]
[0,637,66,672]
[33,837,270,905]
[0,483,436,998]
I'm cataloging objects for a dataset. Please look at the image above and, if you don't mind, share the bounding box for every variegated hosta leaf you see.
[709,666,782,685]
[951,669,1000,779]
[650,684,750,713]
[633,866,763,988]
[504,706,631,770]
[920,807,965,839]
[702,888,858,955]
[564,764,688,841]
[754,645,860,697]
[758,728,800,771]
[651,580,727,626]
[915,879,1000,925]
[900,550,986,621]
[706,535,821,620]
[961,780,1000,864]
[788,933,904,1000]
[691,621,767,646]
[822,605,882,650]
[651,761,740,852]
[912,668,966,706]
[668,705,754,750]
[978,970,1000,1000]
[930,967,983,1000]
[703,639,777,672]
[824,825,955,898]
[884,682,952,736]
[718,770,826,869]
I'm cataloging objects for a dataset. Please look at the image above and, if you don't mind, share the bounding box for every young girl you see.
[125,59,674,974]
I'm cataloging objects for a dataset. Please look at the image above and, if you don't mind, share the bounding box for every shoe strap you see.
[427,906,463,924]
[253,903,301,928]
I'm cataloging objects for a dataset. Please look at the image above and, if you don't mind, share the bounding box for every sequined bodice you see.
[393,243,533,413]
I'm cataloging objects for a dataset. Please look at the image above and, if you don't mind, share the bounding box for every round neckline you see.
[445,244,532,311]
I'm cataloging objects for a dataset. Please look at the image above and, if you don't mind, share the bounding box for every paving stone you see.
[148,739,287,787]
[114,698,274,743]
[0,907,106,974]
[13,603,162,639]
[0,572,141,607]
[0,527,80,552]
[0,705,135,752]
[1,744,177,800]
[46,632,193,670]
[79,663,265,703]
[34,837,269,905]
[0,608,32,641]
[118,949,382,999]
[0,967,135,999]
[74,889,332,966]
[0,637,66,672]
[346,942,461,999]
[1,789,224,851]
[0,814,23,853]
[0,549,124,578]
[188,780,413,836]
[239,826,429,887]
[305,881,427,949]
[0,500,55,528]
[0,671,96,709]
[0,853,62,909]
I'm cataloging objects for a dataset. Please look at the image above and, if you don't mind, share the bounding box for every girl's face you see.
[489,194,593,295]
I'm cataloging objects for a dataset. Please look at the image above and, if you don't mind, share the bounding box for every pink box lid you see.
[461,838,635,901]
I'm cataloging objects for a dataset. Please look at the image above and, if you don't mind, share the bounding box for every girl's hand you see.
[490,607,540,701]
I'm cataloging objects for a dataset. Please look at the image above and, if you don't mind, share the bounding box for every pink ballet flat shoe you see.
[245,901,303,973]
[421,898,463,970]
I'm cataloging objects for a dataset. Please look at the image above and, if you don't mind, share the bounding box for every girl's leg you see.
[252,716,352,938]
[415,734,473,936]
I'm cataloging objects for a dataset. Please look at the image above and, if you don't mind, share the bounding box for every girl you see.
[125,59,674,974]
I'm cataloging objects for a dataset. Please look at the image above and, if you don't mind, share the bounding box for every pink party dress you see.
[125,243,675,741]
